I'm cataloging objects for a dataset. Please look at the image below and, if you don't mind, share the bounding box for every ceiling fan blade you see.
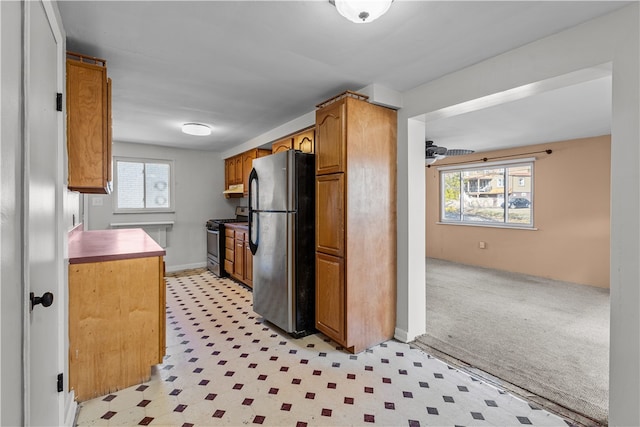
[445,148,475,156]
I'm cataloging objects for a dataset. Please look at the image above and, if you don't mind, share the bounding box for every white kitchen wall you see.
[86,141,238,271]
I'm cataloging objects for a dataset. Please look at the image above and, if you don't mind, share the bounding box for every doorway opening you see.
[415,67,612,426]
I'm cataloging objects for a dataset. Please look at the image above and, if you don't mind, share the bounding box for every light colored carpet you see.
[415,258,609,425]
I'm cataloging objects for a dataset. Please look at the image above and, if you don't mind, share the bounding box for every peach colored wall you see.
[426,135,611,288]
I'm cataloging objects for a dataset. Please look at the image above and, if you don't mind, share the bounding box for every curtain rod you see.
[426,149,552,168]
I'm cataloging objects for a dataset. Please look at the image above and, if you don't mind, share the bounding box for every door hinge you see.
[56,93,62,112]
[57,373,63,392]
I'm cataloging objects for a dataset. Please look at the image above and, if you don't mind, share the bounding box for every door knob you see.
[30,292,54,310]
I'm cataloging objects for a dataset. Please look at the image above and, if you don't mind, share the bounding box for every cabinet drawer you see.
[225,248,234,262]
[225,236,234,249]
[225,228,234,238]
[224,260,234,274]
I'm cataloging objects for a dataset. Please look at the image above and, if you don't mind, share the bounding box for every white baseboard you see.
[64,391,78,427]
[394,328,409,343]
[165,262,206,273]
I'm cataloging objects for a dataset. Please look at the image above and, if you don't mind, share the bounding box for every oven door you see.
[206,228,221,276]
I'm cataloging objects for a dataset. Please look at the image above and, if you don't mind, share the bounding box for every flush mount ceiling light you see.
[332,0,393,24]
[181,123,211,136]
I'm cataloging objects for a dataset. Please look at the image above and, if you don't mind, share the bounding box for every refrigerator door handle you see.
[248,168,259,255]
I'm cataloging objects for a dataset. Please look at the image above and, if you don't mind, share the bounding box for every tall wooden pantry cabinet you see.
[314,91,397,353]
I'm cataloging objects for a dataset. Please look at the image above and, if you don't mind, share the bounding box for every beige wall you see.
[426,135,610,288]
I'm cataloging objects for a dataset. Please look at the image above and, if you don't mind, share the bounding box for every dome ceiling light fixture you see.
[182,122,211,136]
[331,0,393,24]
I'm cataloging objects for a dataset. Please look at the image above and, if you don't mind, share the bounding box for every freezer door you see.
[252,211,294,332]
[251,150,293,212]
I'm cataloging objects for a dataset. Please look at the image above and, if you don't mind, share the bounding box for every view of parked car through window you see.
[441,161,533,227]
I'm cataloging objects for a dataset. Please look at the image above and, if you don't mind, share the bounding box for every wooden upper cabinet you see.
[315,100,345,175]
[271,137,292,154]
[225,158,235,187]
[242,151,257,192]
[294,128,315,154]
[224,149,269,197]
[242,149,270,196]
[66,52,112,194]
[234,156,243,185]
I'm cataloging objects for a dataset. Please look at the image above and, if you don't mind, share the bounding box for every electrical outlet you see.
[479,241,486,249]
[92,197,103,206]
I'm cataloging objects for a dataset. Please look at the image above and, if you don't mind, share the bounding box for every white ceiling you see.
[57,1,627,153]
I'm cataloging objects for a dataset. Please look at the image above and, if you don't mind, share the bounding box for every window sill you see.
[436,222,537,231]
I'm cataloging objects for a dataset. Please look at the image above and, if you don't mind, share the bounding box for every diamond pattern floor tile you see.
[74,270,571,426]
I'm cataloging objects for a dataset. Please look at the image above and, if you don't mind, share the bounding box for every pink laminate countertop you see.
[69,228,166,264]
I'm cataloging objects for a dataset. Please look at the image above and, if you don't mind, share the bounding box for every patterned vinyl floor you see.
[75,269,572,426]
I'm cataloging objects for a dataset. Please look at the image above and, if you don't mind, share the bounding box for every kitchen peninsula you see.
[68,227,166,401]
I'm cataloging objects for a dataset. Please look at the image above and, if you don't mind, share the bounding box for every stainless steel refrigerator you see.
[248,150,315,337]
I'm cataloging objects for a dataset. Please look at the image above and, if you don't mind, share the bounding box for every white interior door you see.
[25,1,63,425]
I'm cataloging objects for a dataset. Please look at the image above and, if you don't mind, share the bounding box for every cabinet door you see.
[234,238,244,280]
[316,252,345,345]
[294,129,315,154]
[225,158,233,188]
[244,240,253,288]
[315,101,345,175]
[271,137,292,154]
[242,151,257,196]
[234,156,243,185]
[316,173,344,257]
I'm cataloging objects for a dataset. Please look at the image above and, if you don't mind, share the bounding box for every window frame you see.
[438,158,535,229]
[113,156,175,214]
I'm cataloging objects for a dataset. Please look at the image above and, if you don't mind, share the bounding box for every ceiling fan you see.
[425,140,475,165]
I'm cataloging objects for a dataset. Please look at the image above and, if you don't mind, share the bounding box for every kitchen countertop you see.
[225,222,248,228]
[69,228,166,264]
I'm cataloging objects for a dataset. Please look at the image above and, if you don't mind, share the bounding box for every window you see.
[114,157,174,213]
[440,159,533,227]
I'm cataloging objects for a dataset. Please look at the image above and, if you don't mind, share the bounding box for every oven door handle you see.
[248,168,259,255]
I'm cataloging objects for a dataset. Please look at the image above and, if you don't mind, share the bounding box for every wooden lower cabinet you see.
[225,224,253,288]
[234,236,245,281]
[315,253,345,344]
[244,242,253,287]
[68,255,165,401]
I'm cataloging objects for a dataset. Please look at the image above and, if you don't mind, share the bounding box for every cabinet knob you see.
[30,292,54,311]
